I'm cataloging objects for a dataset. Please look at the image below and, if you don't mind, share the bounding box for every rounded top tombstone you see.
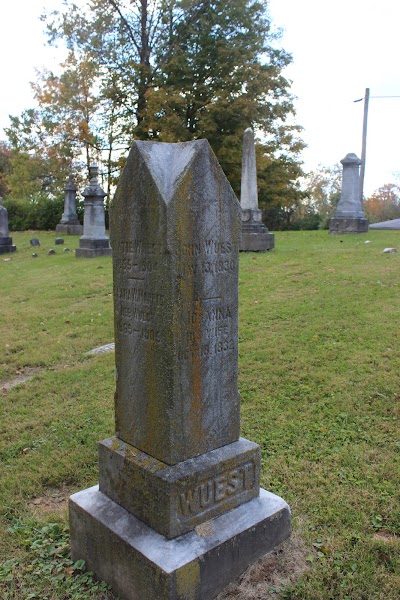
[341,153,362,166]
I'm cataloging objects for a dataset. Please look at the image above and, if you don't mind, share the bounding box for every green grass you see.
[1,230,399,598]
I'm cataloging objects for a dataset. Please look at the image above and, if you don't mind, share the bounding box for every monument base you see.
[56,223,83,235]
[98,436,260,538]
[75,238,112,258]
[329,217,369,234]
[0,237,16,254]
[240,230,275,252]
[69,485,291,600]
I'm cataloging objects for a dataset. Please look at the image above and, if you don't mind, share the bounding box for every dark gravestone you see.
[329,153,369,234]
[56,175,83,235]
[0,197,16,254]
[30,238,40,247]
[76,165,112,258]
[69,140,290,600]
[55,237,64,245]
[48,249,56,255]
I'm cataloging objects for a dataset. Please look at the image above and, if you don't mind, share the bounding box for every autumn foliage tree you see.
[364,183,400,223]
[5,0,305,216]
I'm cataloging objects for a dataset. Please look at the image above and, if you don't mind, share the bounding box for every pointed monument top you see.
[135,140,200,204]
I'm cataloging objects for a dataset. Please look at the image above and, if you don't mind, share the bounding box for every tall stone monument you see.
[75,165,112,258]
[240,128,274,251]
[69,140,290,600]
[0,197,16,254]
[56,175,83,235]
[329,153,369,234]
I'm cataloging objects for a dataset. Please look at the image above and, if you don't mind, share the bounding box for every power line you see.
[354,95,400,102]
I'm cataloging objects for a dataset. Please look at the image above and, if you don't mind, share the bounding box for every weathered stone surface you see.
[30,238,40,246]
[240,129,274,251]
[57,175,83,235]
[329,217,369,234]
[110,140,241,465]
[76,165,111,258]
[55,237,64,245]
[70,140,290,599]
[329,153,368,234]
[69,485,291,600]
[0,198,16,253]
[99,437,260,538]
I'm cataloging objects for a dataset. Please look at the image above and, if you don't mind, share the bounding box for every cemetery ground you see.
[0,230,399,600]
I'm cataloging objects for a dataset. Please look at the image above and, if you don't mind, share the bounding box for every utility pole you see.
[359,88,369,203]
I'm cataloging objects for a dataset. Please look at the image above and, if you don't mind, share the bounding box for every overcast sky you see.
[1,0,399,196]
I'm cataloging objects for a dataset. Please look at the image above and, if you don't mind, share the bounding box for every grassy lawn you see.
[0,229,399,599]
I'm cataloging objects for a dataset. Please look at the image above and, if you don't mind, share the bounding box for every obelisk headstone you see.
[0,197,16,254]
[329,153,369,233]
[75,165,112,258]
[240,128,274,251]
[56,175,83,235]
[69,140,290,600]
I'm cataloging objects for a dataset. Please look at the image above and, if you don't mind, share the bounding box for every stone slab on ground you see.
[87,343,115,355]
[69,485,291,600]
[369,218,400,230]
[98,436,260,538]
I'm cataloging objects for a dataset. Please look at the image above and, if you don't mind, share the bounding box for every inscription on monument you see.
[110,140,241,465]
[179,461,256,517]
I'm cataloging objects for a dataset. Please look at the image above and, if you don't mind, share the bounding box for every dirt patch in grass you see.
[29,486,77,514]
[373,531,399,544]
[216,530,308,599]
[0,367,42,393]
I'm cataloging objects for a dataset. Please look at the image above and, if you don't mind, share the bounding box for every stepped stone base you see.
[75,237,111,258]
[240,230,275,252]
[329,217,369,234]
[240,210,274,251]
[56,223,83,235]
[69,485,291,600]
[99,437,260,538]
[0,237,16,253]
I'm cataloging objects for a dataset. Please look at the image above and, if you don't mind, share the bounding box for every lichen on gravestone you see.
[110,140,242,465]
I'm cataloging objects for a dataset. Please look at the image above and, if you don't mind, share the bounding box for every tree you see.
[303,163,342,227]
[0,142,12,197]
[364,183,400,223]
[7,0,305,208]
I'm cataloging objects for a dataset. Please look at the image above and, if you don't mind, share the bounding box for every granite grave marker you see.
[75,165,112,258]
[240,128,274,251]
[56,175,83,235]
[329,153,369,234]
[0,197,16,254]
[69,140,290,600]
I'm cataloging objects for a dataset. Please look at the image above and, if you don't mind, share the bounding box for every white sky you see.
[1,0,399,196]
